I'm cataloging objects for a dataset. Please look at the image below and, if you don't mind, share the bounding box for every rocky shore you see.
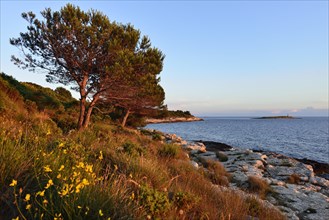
[146,130,329,220]
[145,116,203,124]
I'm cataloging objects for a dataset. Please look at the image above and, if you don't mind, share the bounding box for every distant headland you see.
[253,115,301,119]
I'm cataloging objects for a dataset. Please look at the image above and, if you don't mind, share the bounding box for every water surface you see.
[146,117,329,164]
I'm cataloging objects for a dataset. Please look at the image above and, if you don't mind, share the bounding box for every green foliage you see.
[126,114,147,128]
[140,129,164,141]
[172,191,199,210]
[155,108,193,119]
[55,87,72,100]
[151,133,162,141]
[158,144,179,158]
[122,141,146,157]
[11,3,165,129]
[138,185,171,217]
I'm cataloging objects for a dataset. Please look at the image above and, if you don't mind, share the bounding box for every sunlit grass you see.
[0,112,285,220]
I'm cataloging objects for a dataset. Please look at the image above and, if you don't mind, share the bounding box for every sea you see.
[146,117,329,164]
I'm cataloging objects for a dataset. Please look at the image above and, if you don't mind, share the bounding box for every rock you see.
[216,151,228,162]
[198,154,217,162]
[231,171,248,185]
[190,149,200,155]
[190,161,199,169]
[310,176,329,188]
[272,184,329,220]
[198,152,216,157]
[156,132,329,220]
[184,143,206,152]
[180,140,188,145]
[252,160,265,170]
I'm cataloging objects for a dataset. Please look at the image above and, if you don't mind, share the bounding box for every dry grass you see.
[287,173,301,184]
[0,93,285,220]
[203,159,231,186]
[247,175,272,199]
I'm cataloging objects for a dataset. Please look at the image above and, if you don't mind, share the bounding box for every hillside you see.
[0,73,284,219]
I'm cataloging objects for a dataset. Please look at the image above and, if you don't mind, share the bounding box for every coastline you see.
[195,140,329,177]
[144,129,329,219]
[145,116,203,124]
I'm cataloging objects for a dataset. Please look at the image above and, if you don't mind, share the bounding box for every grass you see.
[0,73,285,220]
[247,175,272,199]
[287,173,301,184]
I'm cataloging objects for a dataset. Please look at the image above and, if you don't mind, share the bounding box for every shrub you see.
[247,176,271,198]
[138,185,171,217]
[246,196,262,217]
[203,160,230,186]
[55,87,72,100]
[287,173,301,184]
[152,133,162,141]
[158,144,179,158]
[172,191,199,210]
[122,141,145,157]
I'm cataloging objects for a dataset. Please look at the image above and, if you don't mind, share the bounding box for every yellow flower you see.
[9,179,17,187]
[130,192,135,200]
[63,149,67,154]
[85,164,93,173]
[45,179,54,189]
[58,142,64,148]
[77,162,85,168]
[77,205,82,209]
[81,178,89,186]
[46,129,51,135]
[25,194,31,201]
[99,209,104,216]
[44,165,52,173]
[58,165,65,172]
[57,174,61,179]
[37,190,45,197]
[12,217,19,220]
[85,206,90,215]
[54,213,62,220]
[43,199,48,205]
[99,151,103,160]
[26,204,31,210]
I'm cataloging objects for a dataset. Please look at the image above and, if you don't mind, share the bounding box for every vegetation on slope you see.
[0,74,285,219]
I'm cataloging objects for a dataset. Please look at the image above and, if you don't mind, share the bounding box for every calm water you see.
[146,117,329,164]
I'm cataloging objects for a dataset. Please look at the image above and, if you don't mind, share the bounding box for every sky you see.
[1,0,328,116]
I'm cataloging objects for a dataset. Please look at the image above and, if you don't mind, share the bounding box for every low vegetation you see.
[0,74,285,219]
[247,175,272,199]
[287,173,301,184]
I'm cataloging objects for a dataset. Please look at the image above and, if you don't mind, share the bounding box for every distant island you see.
[253,116,301,119]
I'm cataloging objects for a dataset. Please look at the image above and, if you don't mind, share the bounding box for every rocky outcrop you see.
[162,132,329,220]
[145,116,203,124]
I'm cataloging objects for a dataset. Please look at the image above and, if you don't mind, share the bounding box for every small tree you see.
[100,37,165,127]
[10,4,161,129]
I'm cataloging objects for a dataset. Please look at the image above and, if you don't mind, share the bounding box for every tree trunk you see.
[121,109,130,127]
[82,105,94,129]
[78,97,86,130]
[78,77,88,130]
[82,94,100,129]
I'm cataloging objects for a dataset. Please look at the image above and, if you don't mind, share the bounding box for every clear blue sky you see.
[1,0,328,116]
